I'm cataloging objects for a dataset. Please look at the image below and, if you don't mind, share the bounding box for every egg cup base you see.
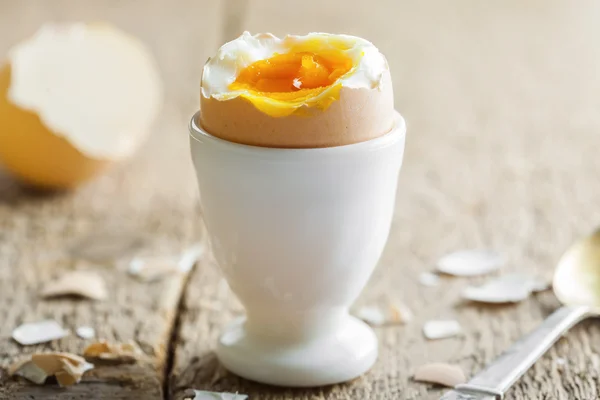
[216,314,378,387]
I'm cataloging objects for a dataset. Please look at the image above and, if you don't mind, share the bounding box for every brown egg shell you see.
[199,69,394,149]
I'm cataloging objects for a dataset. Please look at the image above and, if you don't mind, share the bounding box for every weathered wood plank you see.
[171,1,600,399]
[0,1,221,399]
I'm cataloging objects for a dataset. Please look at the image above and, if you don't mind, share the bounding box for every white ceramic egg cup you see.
[189,112,406,387]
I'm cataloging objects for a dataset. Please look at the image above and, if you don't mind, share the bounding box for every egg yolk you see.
[229,51,353,116]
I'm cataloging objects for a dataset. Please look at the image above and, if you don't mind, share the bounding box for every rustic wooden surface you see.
[2,1,600,399]
[0,1,220,399]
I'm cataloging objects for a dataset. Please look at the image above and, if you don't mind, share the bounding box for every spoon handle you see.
[455,305,590,397]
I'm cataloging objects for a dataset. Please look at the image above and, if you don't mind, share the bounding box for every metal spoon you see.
[440,228,600,400]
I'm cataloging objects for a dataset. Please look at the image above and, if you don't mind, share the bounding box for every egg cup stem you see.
[189,112,406,387]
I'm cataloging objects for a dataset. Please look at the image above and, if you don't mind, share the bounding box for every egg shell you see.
[0,23,162,190]
[199,69,394,148]
[413,362,467,387]
[0,65,110,189]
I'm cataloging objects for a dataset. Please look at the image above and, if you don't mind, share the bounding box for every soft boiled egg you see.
[200,32,394,148]
[0,23,163,189]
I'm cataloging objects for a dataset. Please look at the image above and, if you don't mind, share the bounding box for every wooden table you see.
[2,1,600,399]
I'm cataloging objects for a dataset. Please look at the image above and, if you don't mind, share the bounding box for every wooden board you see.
[2,1,600,399]
[0,1,221,399]
[170,1,600,400]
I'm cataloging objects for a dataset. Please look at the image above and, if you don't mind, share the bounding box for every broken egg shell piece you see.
[389,302,413,324]
[76,326,96,339]
[413,362,467,387]
[129,244,204,282]
[83,340,142,363]
[54,358,94,387]
[32,352,88,373]
[12,320,69,345]
[354,302,412,326]
[31,352,94,387]
[423,320,462,340]
[437,249,506,277]
[418,272,440,287]
[192,390,248,400]
[41,270,107,300]
[355,306,386,326]
[462,273,550,304]
[9,358,48,384]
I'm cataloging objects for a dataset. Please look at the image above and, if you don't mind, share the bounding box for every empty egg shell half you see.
[0,22,162,189]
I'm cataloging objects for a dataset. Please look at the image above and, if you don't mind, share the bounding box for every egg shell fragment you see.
[41,270,107,300]
[419,272,441,287]
[462,273,550,304]
[437,249,506,277]
[31,352,94,387]
[355,302,412,326]
[413,362,467,387]
[9,358,48,384]
[83,340,143,363]
[423,320,462,340]
[76,326,96,339]
[12,320,69,346]
[128,244,204,282]
[192,390,248,400]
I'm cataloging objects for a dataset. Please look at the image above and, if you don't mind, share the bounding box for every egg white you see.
[201,31,389,115]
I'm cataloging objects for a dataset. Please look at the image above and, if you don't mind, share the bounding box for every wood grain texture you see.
[0,1,220,399]
[2,1,600,399]
[170,1,600,399]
